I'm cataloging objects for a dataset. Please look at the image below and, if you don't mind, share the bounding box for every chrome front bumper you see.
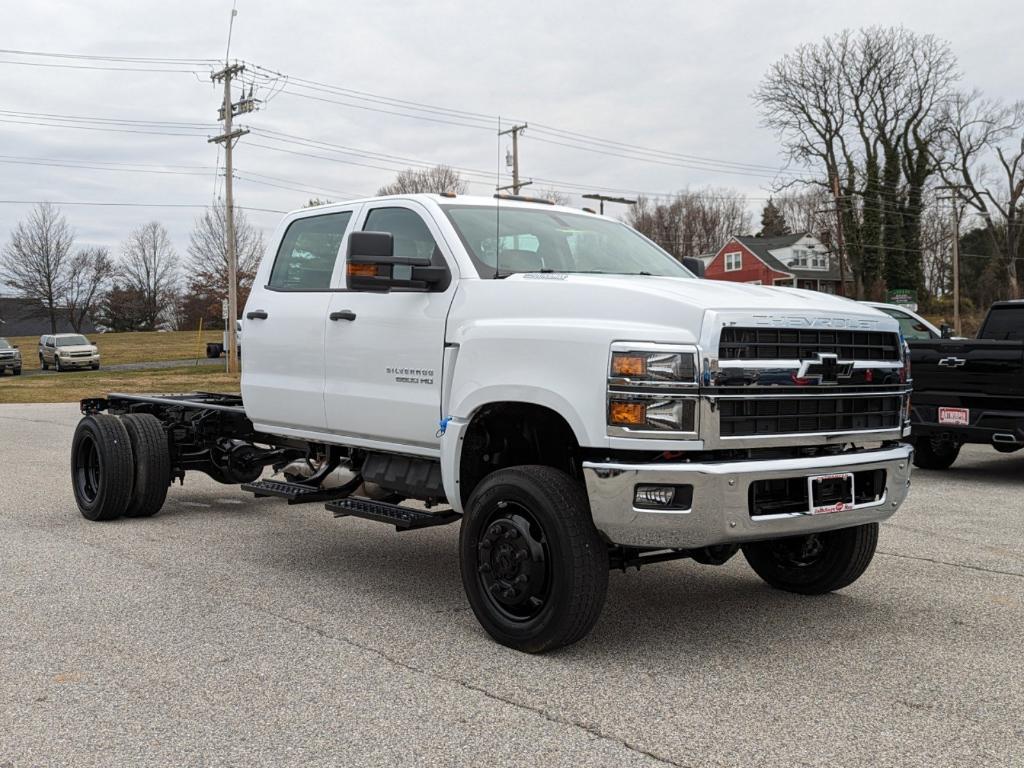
[582,444,913,549]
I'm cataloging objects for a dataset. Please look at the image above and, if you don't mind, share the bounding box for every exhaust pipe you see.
[992,433,1018,445]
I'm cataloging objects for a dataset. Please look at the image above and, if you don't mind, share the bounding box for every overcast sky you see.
[1,0,1021,267]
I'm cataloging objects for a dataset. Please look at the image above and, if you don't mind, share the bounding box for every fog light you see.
[634,484,693,509]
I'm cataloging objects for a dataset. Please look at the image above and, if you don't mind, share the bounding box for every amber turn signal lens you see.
[609,400,646,426]
[347,263,378,277]
[611,353,647,377]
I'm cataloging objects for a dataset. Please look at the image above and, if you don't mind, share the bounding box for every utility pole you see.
[497,124,530,194]
[950,200,962,336]
[937,185,965,336]
[830,172,850,298]
[208,61,252,374]
[582,194,636,215]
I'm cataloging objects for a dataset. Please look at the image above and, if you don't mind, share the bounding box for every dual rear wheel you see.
[71,413,171,521]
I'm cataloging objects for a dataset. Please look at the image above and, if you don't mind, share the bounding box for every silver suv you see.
[39,333,100,372]
[0,337,21,376]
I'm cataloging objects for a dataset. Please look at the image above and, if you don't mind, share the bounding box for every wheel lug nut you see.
[504,529,519,540]
[478,563,491,573]
[514,574,528,584]
[514,550,528,561]
[502,588,515,599]
[489,524,502,536]
[489,583,502,594]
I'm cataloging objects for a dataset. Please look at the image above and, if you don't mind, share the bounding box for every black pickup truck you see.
[909,300,1024,468]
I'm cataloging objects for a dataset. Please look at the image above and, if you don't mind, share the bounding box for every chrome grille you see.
[719,328,901,361]
[718,394,903,437]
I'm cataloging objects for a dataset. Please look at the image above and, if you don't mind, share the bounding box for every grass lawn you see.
[0,365,240,404]
[2,330,223,372]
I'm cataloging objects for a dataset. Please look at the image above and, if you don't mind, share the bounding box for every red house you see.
[705,233,850,294]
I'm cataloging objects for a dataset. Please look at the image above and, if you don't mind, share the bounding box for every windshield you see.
[0,339,10,349]
[57,335,90,347]
[442,205,693,279]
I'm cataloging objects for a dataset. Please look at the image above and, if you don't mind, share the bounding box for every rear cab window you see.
[269,211,353,291]
[979,305,1024,340]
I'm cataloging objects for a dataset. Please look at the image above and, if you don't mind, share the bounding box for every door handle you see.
[246,310,268,320]
[330,310,357,322]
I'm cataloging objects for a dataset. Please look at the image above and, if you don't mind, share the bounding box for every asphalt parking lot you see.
[1,403,1021,767]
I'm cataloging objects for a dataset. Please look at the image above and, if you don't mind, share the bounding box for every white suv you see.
[39,333,100,372]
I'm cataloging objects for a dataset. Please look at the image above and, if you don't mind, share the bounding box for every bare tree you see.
[64,246,114,332]
[0,202,74,333]
[937,90,1024,297]
[184,202,265,328]
[755,27,958,298]
[625,189,753,259]
[120,221,179,329]
[533,187,571,206]
[376,165,469,196]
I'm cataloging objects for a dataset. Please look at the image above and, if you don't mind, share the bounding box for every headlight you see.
[607,343,699,437]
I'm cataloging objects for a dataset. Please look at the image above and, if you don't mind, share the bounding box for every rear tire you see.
[55,357,63,372]
[71,414,134,521]
[121,414,171,517]
[460,465,608,653]
[913,436,960,470]
[742,523,879,595]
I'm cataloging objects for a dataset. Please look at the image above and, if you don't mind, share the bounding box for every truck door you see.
[241,208,357,434]
[324,202,458,452]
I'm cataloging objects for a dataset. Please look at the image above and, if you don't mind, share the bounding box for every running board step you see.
[242,479,354,504]
[327,497,461,531]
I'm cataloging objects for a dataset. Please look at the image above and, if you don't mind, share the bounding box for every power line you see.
[0,199,283,213]
[0,48,217,63]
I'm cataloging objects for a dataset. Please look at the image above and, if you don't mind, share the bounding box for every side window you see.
[268,211,352,290]
[886,309,933,340]
[363,207,440,263]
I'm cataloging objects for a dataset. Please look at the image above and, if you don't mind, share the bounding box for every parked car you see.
[909,300,1024,468]
[860,301,944,341]
[71,193,913,653]
[0,337,22,375]
[39,333,100,372]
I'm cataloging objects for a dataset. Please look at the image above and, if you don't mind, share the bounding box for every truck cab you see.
[73,193,913,653]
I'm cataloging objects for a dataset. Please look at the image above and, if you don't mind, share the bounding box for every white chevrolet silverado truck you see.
[72,193,913,652]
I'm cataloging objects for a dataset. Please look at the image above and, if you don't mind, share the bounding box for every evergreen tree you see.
[758,198,791,237]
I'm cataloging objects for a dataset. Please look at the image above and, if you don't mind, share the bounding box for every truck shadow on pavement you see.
[140,489,903,660]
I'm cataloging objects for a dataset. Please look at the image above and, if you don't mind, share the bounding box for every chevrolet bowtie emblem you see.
[796,352,854,384]
[938,357,967,368]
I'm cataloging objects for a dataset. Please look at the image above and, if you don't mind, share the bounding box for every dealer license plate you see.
[938,407,969,426]
[807,472,854,515]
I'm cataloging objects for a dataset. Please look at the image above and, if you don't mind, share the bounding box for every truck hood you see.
[501,273,886,320]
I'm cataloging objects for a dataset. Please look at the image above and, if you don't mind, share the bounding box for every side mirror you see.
[346,231,449,292]
[682,257,706,278]
[940,324,953,339]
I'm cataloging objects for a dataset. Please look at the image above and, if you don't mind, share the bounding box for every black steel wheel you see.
[912,437,960,470]
[460,465,608,653]
[121,414,171,518]
[70,414,134,521]
[742,523,879,595]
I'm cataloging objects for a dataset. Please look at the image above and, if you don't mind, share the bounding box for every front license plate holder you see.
[938,407,970,426]
[807,472,854,515]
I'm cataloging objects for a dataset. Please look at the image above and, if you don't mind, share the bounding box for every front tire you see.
[121,414,171,517]
[460,465,608,653]
[913,436,960,470]
[742,523,879,595]
[71,414,134,521]
[40,356,48,371]
[13,367,21,376]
